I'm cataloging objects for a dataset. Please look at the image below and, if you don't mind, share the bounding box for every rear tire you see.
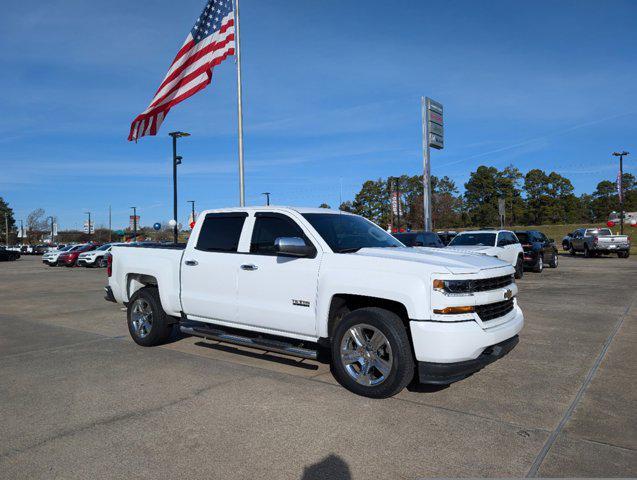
[514,256,524,279]
[98,257,108,268]
[584,245,591,258]
[549,251,558,268]
[533,253,544,273]
[127,287,173,347]
[331,307,414,399]
[618,251,630,258]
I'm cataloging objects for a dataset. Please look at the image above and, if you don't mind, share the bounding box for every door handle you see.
[240,264,258,271]
[184,260,198,266]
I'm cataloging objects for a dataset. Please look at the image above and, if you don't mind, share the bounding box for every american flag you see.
[128,0,235,141]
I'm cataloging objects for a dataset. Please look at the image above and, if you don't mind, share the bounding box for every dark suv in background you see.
[392,231,445,248]
[514,230,559,272]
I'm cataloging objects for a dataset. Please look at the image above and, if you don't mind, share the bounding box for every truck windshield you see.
[449,233,496,247]
[302,213,403,253]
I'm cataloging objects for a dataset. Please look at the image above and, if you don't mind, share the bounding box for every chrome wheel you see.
[340,324,393,386]
[131,298,153,338]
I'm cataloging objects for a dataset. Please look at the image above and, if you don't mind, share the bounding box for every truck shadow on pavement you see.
[300,454,351,480]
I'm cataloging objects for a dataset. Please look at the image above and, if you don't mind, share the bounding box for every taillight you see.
[107,254,112,277]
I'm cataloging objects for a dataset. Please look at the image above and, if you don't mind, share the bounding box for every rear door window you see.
[196,213,247,252]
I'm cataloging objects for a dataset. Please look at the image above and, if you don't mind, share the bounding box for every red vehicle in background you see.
[57,244,100,267]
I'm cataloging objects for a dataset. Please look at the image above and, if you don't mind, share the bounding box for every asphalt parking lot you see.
[1,255,636,478]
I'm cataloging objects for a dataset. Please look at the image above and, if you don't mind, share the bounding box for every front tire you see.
[584,245,591,258]
[514,255,524,279]
[127,287,173,347]
[533,253,544,273]
[549,251,558,268]
[331,307,414,399]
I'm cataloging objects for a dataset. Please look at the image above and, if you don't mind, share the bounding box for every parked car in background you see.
[436,231,457,245]
[31,245,49,255]
[392,231,444,248]
[42,244,76,266]
[0,247,21,261]
[447,230,525,278]
[569,228,630,258]
[78,243,123,267]
[58,244,99,267]
[514,230,559,272]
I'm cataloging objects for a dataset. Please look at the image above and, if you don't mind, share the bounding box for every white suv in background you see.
[78,243,122,268]
[447,230,525,278]
[42,244,74,266]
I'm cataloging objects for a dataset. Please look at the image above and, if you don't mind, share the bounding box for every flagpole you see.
[234,0,245,207]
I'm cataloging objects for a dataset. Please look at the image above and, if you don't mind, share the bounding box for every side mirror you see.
[274,237,314,257]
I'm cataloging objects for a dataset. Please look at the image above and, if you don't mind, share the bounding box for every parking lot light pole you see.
[169,131,190,244]
[130,206,137,241]
[612,151,629,235]
[262,192,271,206]
[85,212,91,241]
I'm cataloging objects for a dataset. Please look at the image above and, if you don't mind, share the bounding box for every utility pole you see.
[169,131,190,244]
[612,151,629,235]
[131,206,137,241]
[262,192,271,206]
[85,211,92,241]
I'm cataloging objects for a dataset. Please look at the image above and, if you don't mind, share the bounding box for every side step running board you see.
[179,320,318,360]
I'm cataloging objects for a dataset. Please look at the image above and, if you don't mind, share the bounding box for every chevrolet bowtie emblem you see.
[504,289,513,300]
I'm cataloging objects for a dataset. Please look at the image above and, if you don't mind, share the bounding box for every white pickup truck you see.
[106,207,523,398]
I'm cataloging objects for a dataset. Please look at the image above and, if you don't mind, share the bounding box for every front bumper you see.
[418,335,519,384]
[410,305,524,382]
[77,257,97,266]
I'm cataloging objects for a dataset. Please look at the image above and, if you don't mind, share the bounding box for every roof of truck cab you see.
[200,206,354,215]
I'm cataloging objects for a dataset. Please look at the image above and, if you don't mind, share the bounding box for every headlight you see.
[433,279,474,295]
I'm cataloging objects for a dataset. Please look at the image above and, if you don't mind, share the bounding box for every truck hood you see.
[352,247,507,274]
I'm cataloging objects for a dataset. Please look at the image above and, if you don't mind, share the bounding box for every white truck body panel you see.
[108,207,523,364]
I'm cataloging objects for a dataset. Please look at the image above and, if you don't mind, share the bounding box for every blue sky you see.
[1,0,636,230]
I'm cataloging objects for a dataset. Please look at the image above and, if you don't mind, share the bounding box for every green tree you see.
[318,203,331,209]
[464,166,501,226]
[352,179,390,226]
[1,197,16,244]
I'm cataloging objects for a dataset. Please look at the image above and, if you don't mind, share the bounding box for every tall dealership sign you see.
[421,97,444,231]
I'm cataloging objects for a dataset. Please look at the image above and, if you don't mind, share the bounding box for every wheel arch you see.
[326,294,410,340]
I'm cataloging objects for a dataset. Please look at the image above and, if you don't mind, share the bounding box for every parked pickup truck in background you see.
[568,228,630,258]
[106,207,524,398]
